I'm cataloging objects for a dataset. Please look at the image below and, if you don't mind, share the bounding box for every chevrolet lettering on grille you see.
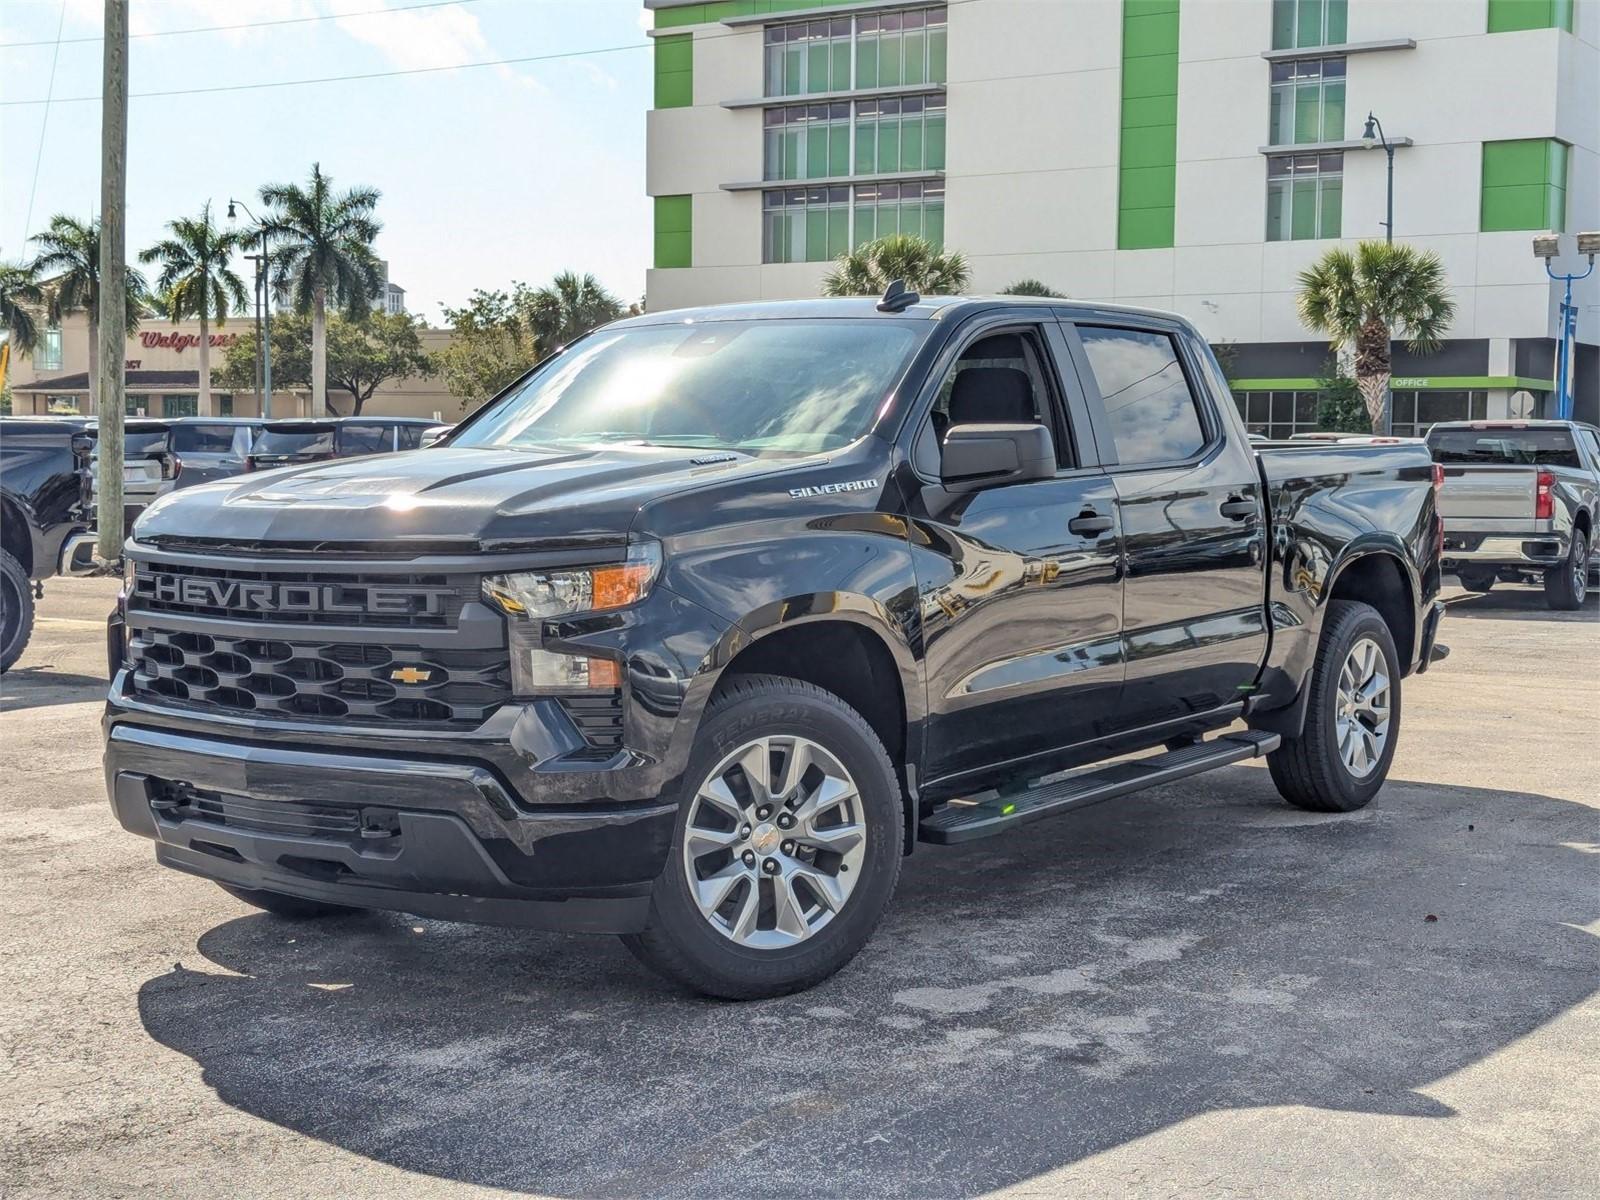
[139,573,453,616]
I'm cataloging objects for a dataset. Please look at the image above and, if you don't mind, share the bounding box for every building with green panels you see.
[644,0,1598,428]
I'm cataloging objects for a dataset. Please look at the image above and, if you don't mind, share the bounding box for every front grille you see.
[128,626,510,726]
[560,691,625,758]
[178,791,363,840]
[130,560,470,629]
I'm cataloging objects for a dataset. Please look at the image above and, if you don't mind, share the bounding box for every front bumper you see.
[1441,531,1569,567]
[105,721,677,932]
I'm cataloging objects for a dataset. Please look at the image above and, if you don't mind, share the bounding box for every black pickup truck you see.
[104,296,1445,998]
[0,417,97,671]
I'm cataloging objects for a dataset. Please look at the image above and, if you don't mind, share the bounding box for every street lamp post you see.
[1533,231,1599,422]
[243,252,265,402]
[227,199,272,418]
[1361,112,1395,244]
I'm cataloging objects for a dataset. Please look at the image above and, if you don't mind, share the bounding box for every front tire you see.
[0,550,36,674]
[1268,600,1400,813]
[216,883,361,920]
[622,675,903,1000]
[1543,529,1588,611]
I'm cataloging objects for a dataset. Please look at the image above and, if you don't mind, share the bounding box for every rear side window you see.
[336,423,392,455]
[172,424,236,453]
[396,424,425,449]
[1427,428,1580,467]
[1078,327,1206,466]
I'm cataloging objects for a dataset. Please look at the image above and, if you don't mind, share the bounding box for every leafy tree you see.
[219,310,431,416]
[435,274,625,411]
[998,278,1065,298]
[821,234,970,297]
[1314,359,1368,433]
[1,259,45,357]
[29,215,149,413]
[1296,240,1454,434]
[258,163,383,417]
[139,202,247,416]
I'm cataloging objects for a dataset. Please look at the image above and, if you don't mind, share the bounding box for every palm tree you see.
[258,163,383,416]
[1,260,45,358]
[522,271,625,354]
[30,215,150,414]
[821,234,970,297]
[1296,240,1455,434]
[999,278,1066,298]
[139,202,247,417]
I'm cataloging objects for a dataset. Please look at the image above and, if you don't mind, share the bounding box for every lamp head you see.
[1532,233,1561,260]
[226,200,237,221]
[1576,231,1600,259]
[1361,113,1378,149]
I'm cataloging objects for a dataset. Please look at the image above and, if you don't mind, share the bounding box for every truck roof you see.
[614,295,1194,329]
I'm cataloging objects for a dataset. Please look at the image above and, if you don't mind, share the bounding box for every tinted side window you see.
[1581,429,1600,462]
[396,424,425,449]
[1078,327,1207,466]
[336,423,391,455]
[172,424,237,453]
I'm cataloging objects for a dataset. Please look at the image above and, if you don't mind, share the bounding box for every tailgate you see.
[1436,467,1537,521]
[91,457,165,500]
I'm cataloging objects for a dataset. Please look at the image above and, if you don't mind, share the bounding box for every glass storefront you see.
[1234,389,1322,439]
[1391,390,1488,438]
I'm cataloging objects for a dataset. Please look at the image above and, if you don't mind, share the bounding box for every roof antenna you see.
[876,278,920,313]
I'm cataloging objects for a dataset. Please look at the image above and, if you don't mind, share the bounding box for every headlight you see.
[483,542,660,696]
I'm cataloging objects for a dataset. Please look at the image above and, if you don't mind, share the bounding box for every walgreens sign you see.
[139,331,240,353]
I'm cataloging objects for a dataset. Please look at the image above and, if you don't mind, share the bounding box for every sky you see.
[0,0,654,325]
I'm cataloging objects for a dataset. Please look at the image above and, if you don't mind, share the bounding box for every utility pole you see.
[95,0,128,564]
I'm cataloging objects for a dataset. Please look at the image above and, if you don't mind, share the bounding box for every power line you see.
[0,0,483,50]
[18,0,67,248]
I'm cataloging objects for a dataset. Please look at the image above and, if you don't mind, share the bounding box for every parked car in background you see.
[90,419,180,531]
[244,417,435,471]
[0,417,95,671]
[170,418,263,489]
[1428,420,1599,610]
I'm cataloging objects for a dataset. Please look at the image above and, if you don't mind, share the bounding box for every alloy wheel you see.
[1335,636,1391,778]
[681,735,867,950]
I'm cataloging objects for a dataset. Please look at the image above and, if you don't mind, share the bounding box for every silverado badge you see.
[390,666,433,684]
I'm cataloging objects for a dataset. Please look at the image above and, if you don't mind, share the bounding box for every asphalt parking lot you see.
[1,576,1595,1198]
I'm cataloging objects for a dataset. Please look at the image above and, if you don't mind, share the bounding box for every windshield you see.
[253,427,334,456]
[123,429,170,457]
[173,424,248,453]
[453,319,922,456]
[1428,427,1580,467]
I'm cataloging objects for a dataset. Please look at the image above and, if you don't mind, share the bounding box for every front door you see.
[905,319,1125,789]
[1063,320,1269,733]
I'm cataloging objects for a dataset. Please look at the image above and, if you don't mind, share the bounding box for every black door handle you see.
[1068,509,1114,536]
[1220,496,1257,520]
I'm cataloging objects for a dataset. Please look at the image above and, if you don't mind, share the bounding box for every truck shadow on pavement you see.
[0,667,109,712]
[1441,586,1598,622]
[137,768,1597,1198]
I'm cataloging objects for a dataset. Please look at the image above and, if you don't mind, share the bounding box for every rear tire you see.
[622,675,902,1000]
[1543,530,1588,611]
[217,883,361,920]
[1455,567,1496,593]
[1268,600,1400,813]
[0,550,36,674]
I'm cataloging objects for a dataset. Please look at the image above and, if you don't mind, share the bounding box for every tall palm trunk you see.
[87,315,99,415]
[311,285,327,417]
[197,312,213,416]
[1353,316,1392,435]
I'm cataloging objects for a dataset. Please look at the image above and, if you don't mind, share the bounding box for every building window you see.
[36,325,63,372]
[1392,390,1488,439]
[855,94,946,175]
[853,180,944,247]
[1266,153,1342,240]
[855,7,947,90]
[1268,58,1345,145]
[161,394,198,418]
[1487,0,1574,34]
[763,186,850,263]
[764,6,946,98]
[764,102,851,181]
[1235,390,1322,439]
[1480,139,1568,232]
[1272,0,1348,49]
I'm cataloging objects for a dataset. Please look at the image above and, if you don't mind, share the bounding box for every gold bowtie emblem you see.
[390,666,432,684]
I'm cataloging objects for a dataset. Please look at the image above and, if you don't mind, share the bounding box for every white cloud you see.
[332,0,491,72]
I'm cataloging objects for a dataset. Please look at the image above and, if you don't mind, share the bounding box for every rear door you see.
[907,316,1125,788]
[1063,319,1269,733]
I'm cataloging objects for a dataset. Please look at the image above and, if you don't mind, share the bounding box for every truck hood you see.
[131,445,786,550]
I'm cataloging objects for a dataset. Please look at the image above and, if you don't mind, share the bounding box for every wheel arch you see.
[0,493,34,577]
[1324,544,1417,676]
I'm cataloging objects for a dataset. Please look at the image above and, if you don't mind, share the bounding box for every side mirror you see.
[940,423,1056,493]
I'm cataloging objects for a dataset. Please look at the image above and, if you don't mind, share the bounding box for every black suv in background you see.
[105,296,1444,998]
[244,417,435,471]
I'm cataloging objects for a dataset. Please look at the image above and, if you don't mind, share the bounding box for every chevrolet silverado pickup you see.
[103,295,1446,999]
[1427,420,1599,610]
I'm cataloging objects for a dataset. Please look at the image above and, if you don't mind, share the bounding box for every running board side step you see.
[917,730,1282,845]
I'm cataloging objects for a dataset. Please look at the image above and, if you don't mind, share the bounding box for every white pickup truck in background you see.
[1427,420,1600,611]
